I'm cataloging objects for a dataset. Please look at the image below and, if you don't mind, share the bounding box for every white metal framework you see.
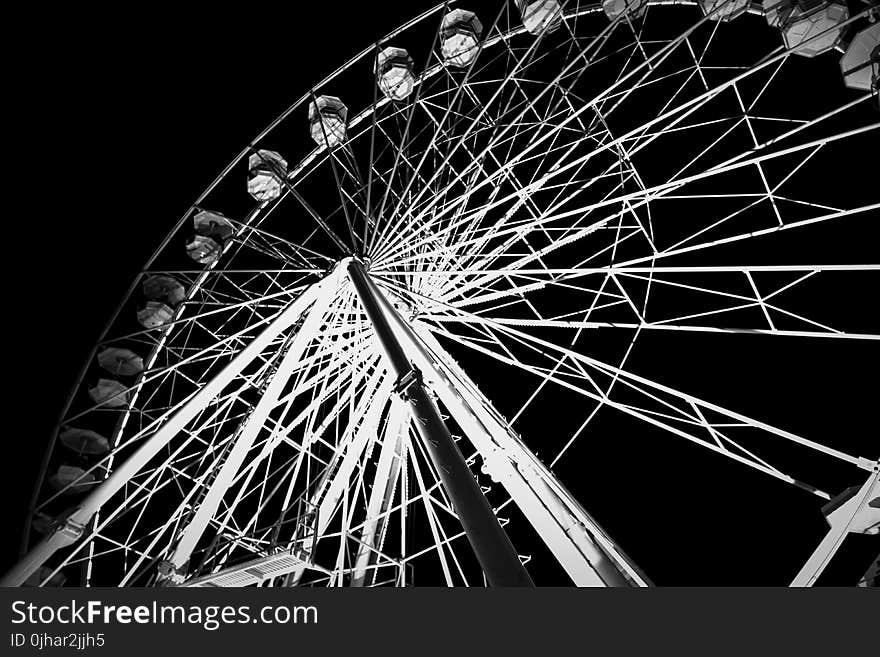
[6,0,879,587]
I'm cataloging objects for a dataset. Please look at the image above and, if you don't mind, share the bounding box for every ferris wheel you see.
[5,0,879,588]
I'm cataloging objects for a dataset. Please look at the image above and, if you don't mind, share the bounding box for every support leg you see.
[346,258,532,587]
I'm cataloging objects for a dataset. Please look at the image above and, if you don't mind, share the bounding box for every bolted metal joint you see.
[392,367,423,399]
[54,517,86,546]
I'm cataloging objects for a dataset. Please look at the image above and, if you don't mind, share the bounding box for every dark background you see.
[4,2,878,585]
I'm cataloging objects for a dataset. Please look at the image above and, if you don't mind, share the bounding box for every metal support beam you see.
[346,258,533,587]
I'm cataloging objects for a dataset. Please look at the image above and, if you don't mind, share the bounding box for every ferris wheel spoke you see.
[430,319,834,495]
[50,392,252,583]
[368,117,436,214]
[632,96,871,198]
[351,395,409,586]
[406,438,457,586]
[5,268,351,587]
[628,202,880,267]
[548,315,874,470]
[281,369,392,584]
[232,227,315,268]
[461,163,640,282]
[61,282,340,430]
[187,204,326,274]
[407,94,562,279]
[461,81,584,216]
[373,142,642,277]
[367,47,464,252]
[381,48,873,271]
[64,322,284,434]
[378,3,523,224]
[249,167,351,260]
[424,303,874,484]
[362,65,382,254]
[605,10,872,163]
[234,216,337,268]
[184,358,388,585]
[322,147,366,255]
[220,348,378,503]
[188,358,389,583]
[382,150,635,280]
[421,130,874,286]
[430,316,880,342]
[375,9,734,260]
[442,220,623,305]
[374,95,621,264]
[100,284,313,347]
[387,103,874,274]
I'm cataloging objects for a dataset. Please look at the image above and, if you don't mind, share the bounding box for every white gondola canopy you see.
[519,0,563,35]
[700,0,750,21]
[88,378,129,408]
[309,95,348,148]
[247,150,287,201]
[440,9,483,68]
[97,347,143,376]
[143,275,186,306]
[138,301,174,329]
[840,23,880,91]
[764,0,849,58]
[193,209,235,240]
[376,47,416,101]
[602,0,648,21]
[59,427,111,456]
[186,234,222,265]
